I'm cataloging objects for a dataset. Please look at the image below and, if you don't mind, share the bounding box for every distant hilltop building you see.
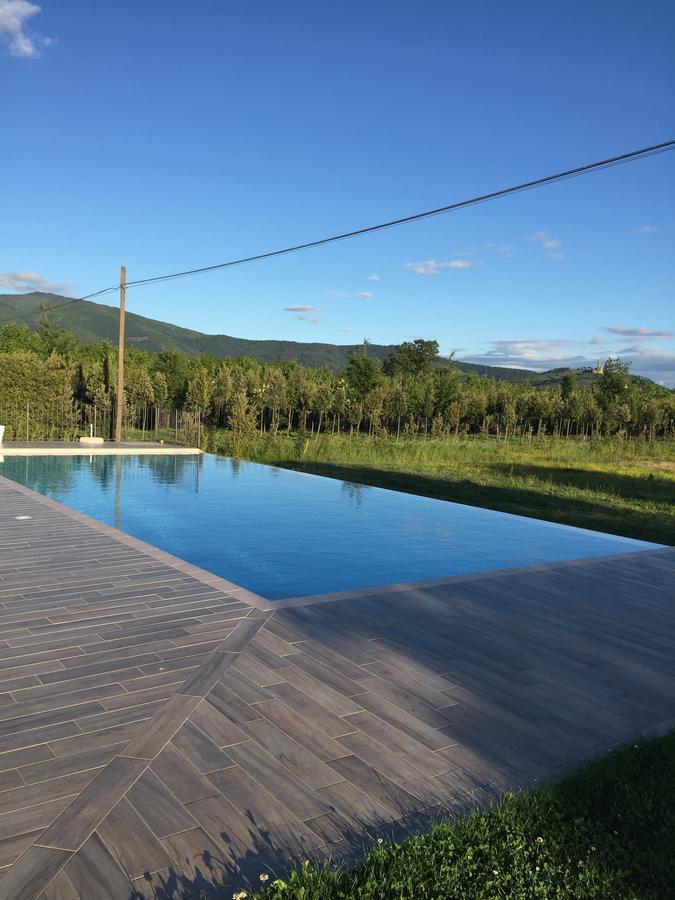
[593,360,604,375]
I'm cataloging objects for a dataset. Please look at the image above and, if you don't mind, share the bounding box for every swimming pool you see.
[0,453,660,600]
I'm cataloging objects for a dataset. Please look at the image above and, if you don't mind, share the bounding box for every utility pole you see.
[114,265,126,443]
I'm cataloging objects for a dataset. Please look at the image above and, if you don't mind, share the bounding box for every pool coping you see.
[0,473,272,611]
[272,543,671,608]
[0,442,201,456]
[0,471,668,613]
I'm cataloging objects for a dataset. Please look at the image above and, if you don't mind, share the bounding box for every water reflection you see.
[0,454,79,495]
[0,453,203,498]
[341,480,370,507]
[115,456,121,529]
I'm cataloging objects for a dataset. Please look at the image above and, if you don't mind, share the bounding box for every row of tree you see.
[1,322,673,441]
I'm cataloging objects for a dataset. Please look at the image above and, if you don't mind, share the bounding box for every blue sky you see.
[1,1,674,382]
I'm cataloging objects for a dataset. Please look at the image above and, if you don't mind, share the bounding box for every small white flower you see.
[536,836,544,843]
[259,873,269,882]
[377,838,383,844]
[493,869,499,875]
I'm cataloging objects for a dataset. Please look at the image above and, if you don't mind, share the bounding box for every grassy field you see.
[224,729,674,899]
[206,432,675,545]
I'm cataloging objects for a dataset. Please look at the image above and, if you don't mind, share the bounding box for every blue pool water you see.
[0,453,660,600]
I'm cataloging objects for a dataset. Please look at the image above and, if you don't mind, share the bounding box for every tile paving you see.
[0,473,673,898]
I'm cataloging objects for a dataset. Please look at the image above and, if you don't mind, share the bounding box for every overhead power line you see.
[39,138,675,314]
[39,285,122,313]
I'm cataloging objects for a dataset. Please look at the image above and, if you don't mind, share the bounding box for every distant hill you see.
[0,291,623,388]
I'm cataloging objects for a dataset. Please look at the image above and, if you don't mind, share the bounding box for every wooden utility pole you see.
[114,266,126,443]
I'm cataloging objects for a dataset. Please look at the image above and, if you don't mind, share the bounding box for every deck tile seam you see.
[0,480,277,896]
[19,671,263,890]
[3,688,131,721]
[0,788,84,817]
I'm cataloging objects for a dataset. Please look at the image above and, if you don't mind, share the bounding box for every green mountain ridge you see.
[0,292,607,386]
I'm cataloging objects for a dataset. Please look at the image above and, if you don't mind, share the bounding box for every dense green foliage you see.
[0,323,79,439]
[0,349,73,405]
[223,730,675,899]
[0,321,673,442]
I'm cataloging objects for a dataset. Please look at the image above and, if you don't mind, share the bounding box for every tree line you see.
[0,322,673,441]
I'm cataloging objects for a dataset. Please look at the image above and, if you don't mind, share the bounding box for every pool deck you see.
[0,442,201,456]
[0,474,673,899]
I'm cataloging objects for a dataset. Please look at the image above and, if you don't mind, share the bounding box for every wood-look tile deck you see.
[0,474,673,898]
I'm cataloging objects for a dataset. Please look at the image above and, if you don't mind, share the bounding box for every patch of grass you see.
[207,432,675,545]
[234,730,675,899]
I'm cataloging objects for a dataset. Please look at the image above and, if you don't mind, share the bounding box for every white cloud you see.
[367,274,381,281]
[485,338,576,361]
[458,337,675,385]
[528,231,564,259]
[0,270,72,294]
[606,326,673,339]
[328,289,374,300]
[635,225,659,233]
[528,230,561,249]
[404,259,474,275]
[0,1,52,58]
[405,261,439,275]
[283,305,321,323]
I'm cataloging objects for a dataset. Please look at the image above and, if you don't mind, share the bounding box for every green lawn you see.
[224,730,675,899]
[206,432,675,546]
